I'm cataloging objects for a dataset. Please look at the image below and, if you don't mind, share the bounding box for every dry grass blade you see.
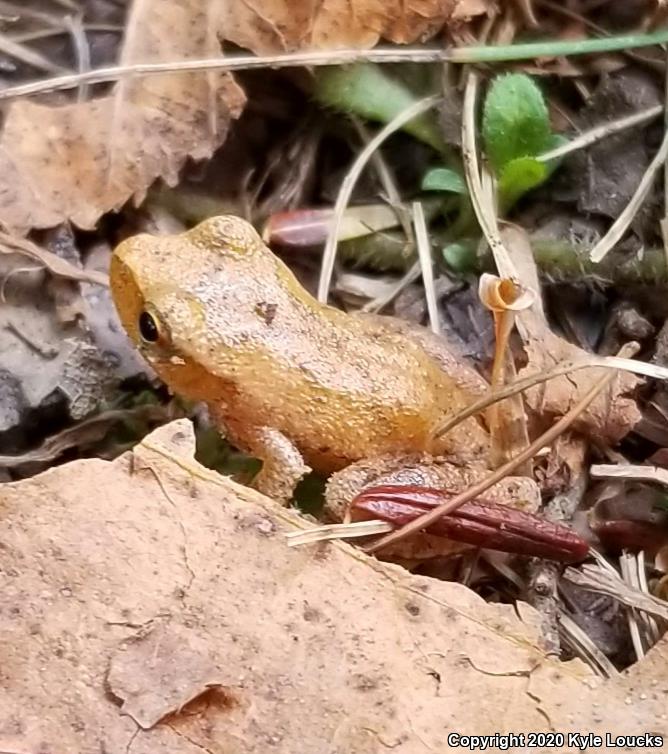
[537,105,663,163]
[636,550,663,645]
[412,201,439,335]
[361,260,421,314]
[461,70,518,281]
[564,564,668,622]
[621,552,662,656]
[433,354,668,441]
[620,552,647,660]
[0,1,66,29]
[0,230,108,286]
[0,32,71,74]
[366,343,639,555]
[317,94,439,303]
[590,463,668,486]
[286,520,393,547]
[63,12,92,102]
[353,118,413,243]
[558,610,619,679]
[590,129,668,263]
[0,49,452,102]
[1,31,667,101]
[9,24,123,44]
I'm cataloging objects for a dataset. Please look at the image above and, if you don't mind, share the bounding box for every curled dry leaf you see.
[501,226,642,443]
[0,230,108,286]
[0,0,245,233]
[0,420,667,752]
[478,273,533,469]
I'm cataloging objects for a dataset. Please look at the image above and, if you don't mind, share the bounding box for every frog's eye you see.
[138,311,160,343]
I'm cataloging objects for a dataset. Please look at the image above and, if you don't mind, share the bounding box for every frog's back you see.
[203,297,490,471]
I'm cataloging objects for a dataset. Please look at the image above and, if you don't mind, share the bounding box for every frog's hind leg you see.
[324,454,541,523]
[324,454,430,523]
[325,454,541,563]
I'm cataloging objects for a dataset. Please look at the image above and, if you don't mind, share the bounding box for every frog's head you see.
[110,215,288,399]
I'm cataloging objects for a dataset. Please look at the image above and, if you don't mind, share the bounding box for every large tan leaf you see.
[0,419,666,752]
[221,0,491,51]
[0,0,245,232]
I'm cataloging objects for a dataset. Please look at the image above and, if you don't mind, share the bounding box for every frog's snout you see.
[109,240,150,344]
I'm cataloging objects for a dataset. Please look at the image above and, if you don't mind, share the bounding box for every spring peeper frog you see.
[110,216,538,557]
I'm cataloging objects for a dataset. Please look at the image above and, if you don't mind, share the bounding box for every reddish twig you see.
[353,485,589,562]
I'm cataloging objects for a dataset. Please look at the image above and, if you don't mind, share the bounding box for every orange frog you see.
[110,216,539,558]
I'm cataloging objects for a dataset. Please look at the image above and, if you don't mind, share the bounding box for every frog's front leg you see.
[245,425,311,504]
[209,405,310,504]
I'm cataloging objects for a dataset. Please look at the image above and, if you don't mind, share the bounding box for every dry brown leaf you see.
[0,229,108,285]
[0,0,245,233]
[0,405,170,469]
[502,226,641,443]
[1,419,667,752]
[221,0,491,53]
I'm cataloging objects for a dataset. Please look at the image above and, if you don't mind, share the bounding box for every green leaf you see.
[421,167,468,194]
[314,64,443,151]
[498,156,548,210]
[442,241,477,272]
[482,73,551,171]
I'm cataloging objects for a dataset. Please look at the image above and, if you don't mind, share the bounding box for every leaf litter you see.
[1,0,668,746]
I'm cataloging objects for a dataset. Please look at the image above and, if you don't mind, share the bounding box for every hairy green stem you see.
[339,231,668,287]
[451,29,668,63]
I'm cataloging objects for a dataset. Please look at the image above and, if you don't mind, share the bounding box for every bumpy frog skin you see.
[110,216,492,503]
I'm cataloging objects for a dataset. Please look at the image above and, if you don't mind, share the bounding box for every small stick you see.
[365,343,638,555]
